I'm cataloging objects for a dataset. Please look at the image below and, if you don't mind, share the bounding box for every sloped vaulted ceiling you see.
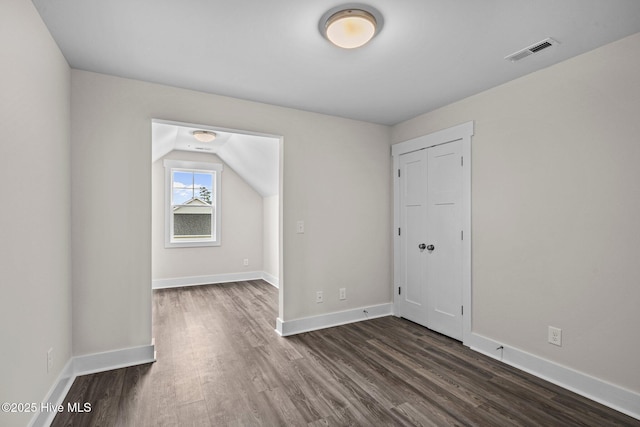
[152,121,279,198]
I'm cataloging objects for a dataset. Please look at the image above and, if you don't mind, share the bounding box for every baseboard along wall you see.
[152,271,278,289]
[276,303,394,336]
[261,271,279,288]
[465,332,640,421]
[28,343,156,427]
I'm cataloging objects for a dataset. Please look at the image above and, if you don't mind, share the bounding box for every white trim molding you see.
[152,271,278,289]
[163,159,223,248]
[72,343,156,377]
[27,359,74,427]
[261,271,279,288]
[28,343,156,427]
[275,303,394,337]
[467,333,640,421]
[152,272,262,289]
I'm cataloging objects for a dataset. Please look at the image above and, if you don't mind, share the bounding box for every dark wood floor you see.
[52,280,638,426]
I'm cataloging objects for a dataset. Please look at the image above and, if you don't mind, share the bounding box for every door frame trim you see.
[392,121,474,344]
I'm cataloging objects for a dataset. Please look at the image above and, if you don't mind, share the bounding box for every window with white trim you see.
[164,159,222,247]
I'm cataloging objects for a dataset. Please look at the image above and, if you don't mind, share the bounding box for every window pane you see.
[164,160,220,246]
[194,172,213,205]
[172,171,194,204]
[173,206,213,238]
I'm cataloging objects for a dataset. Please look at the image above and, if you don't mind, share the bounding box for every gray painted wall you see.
[392,32,640,393]
[70,69,392,356]
[0,1,71,426]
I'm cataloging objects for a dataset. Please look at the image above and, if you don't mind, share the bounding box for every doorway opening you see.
[150,118,283,327]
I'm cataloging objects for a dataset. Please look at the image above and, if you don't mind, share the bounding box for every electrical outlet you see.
[316,291,323,303]
[548,326,562,346]
[296,220,305,234]
[47,348,53,373]
[339,288,346,300]
[243,258,249,266]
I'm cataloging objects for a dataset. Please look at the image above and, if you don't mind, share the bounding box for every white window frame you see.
[164,159,223,248]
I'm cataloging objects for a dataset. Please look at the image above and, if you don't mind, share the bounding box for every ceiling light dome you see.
[193,130,217,142]
[320,5,383,49]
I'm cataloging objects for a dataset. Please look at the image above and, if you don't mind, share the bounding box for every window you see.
[164,160,222,247]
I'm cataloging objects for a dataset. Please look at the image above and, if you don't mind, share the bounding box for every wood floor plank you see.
[52,280,640,427]
[173,400,211,426]
[113,363,151,426]
[390,401,441,427]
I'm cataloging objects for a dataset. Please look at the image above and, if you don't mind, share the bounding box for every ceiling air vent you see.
[505,38,558,62]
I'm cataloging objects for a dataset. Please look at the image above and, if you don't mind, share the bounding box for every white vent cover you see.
[505,38,558,62]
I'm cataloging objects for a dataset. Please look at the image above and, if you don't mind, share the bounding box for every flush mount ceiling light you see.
[192,130,217,142]
[320,5,383,49]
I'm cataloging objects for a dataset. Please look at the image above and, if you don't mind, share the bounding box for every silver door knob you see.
[427,244,435,251]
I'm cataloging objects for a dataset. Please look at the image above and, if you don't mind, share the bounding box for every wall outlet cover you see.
[548,326,562,346]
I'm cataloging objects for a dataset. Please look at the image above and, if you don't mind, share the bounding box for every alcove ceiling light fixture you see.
[193,130,217,142]
[321,6,382,49]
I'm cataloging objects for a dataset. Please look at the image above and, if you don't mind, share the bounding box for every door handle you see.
[427,244,435,251]
[418,243,426,250]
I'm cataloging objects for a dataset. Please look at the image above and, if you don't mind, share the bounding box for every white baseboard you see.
[27,358,75,427]
[28,343,156,427]
[72,343,156,377]
[153,271,279,290]
[152,272,263,289]
[261,271,279,288]
[275,303,394,336]
[466,333,640,421]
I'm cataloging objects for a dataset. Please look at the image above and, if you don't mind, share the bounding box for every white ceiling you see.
[33,1,640,125]
[152,121,280,198]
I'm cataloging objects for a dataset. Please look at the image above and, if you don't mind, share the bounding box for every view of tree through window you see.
[171,170,214,239]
